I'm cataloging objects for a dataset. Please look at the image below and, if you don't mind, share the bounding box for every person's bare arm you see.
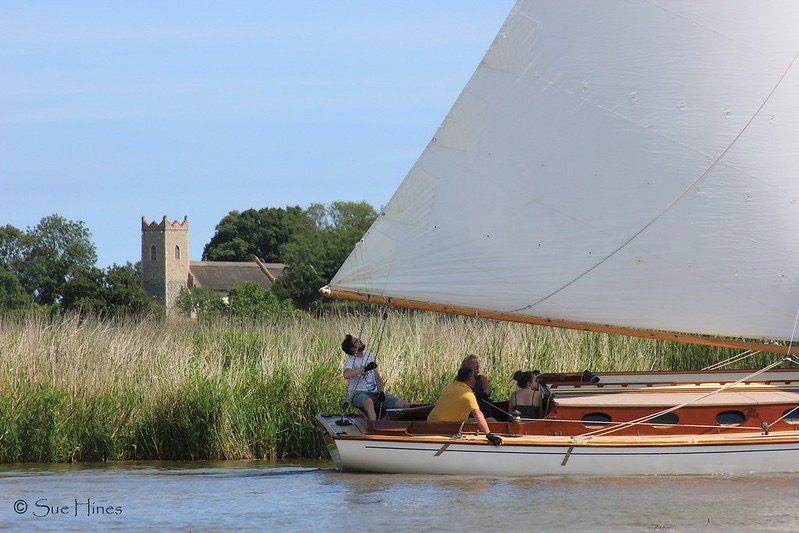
[472,409,492,435]
[473,408,503,446]
[343,366,364,379]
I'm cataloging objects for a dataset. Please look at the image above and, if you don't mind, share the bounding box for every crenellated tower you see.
[141,216,189,315]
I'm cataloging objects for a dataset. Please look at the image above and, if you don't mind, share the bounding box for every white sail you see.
[328,0,799,342]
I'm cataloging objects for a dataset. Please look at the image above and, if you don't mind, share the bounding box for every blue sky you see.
[1,1,514,268]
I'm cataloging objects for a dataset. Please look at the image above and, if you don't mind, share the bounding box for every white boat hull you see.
[328,434,799,476]
[317,412,799,476]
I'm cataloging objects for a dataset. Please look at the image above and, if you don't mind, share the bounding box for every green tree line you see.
[0,201,377,318]
[202,201,376,309]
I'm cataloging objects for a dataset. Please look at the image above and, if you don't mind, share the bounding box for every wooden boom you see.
[320,286,799,356]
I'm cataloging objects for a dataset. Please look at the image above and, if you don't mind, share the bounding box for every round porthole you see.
[782,407,799,424]
[649,412,679,426]
[716,410,745,426]
[581,412,611,427]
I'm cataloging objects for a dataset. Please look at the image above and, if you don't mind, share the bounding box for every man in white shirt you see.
[342,334,410,421]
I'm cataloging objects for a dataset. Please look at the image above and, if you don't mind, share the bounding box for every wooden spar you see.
[254,257,276,283]
[319,286,799,356]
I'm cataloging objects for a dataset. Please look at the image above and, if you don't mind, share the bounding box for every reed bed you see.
[0,311,761,463]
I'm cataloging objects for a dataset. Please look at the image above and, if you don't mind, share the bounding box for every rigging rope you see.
[576,293,799,440]
[348,305,391,419]
[573,357,791,442]
[767,405,799,429]
[784,294,799,357]
[702,350,759,370]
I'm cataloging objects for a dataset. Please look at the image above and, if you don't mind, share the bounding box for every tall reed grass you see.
[0,311,764,463]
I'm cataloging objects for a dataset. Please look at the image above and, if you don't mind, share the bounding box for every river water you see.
[1,460,797,532]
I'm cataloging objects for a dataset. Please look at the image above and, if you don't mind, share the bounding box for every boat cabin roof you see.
[554,390,799,408]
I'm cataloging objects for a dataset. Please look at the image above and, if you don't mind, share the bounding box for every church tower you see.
[141,216,189,315]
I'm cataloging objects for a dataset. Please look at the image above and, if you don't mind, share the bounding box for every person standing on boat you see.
[508,370,542,419]
[461,354,494,419]
[341,334,410,421]
[428,366,503,446]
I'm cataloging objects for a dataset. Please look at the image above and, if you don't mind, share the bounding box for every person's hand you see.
[377,391,386,402]
[486,433,503,447]
[363,361,377,372]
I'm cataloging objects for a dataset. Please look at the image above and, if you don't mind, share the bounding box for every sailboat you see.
[315,0,799,475]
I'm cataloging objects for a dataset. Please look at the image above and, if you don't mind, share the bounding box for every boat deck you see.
[554,389,799,407]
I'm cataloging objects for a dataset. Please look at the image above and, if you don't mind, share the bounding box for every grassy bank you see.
[0,312,759,463]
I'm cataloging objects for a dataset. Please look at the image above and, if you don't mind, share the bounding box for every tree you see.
[175,287,226,319]
[17,215,97,305]
[61,263,160,317]
[200,202,377,310]
[104,263,157,316]
[227,282,302,319]
[324,200,379,264]
[273,201,377,309]
[0,225,25,269]
[0,225,34,312]
[0,267,34,311]
[60,266,106,314]
[202,206,311,262]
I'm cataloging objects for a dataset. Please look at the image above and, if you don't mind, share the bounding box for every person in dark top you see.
[509,369,542,419]
[460,354,494,419]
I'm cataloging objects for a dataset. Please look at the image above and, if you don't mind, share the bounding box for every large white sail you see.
[327,0,799,342]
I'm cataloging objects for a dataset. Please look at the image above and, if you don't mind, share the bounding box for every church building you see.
[141,216,285,315]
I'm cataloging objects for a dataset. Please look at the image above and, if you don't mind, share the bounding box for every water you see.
[1,460,798,532]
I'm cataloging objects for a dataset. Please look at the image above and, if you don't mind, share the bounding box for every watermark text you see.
[12,497,123,518]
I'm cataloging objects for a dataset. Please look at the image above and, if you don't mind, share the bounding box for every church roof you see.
[188,261,285,292]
